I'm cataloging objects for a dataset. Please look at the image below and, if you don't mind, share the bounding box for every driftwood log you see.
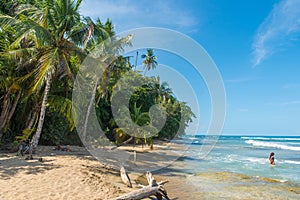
[114,185,167,200]
[115,170,170,200]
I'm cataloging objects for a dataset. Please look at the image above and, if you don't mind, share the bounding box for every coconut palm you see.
[0,23,23,140]
[141,49,157,75]
[0,65,22,139]
[78,18,132,141]
[0,0,87,154]
[148,76,172,103]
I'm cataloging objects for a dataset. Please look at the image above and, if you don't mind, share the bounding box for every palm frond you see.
[14,3,47,25]
[30,48,58,93]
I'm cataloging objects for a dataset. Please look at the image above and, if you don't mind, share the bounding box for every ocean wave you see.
[173,138,203,145]
[241,157,268,164]
[245,140,300,151]
[241,136,300,141]
[282,160,300,165]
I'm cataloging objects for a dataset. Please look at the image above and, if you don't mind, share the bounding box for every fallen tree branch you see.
[113,185,167,200]
[156,180,169,185]
[116,169,170,200]
[146,171,155,186]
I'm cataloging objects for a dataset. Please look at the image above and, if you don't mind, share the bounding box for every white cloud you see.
[79,0,198,32]
[252,0,300,67]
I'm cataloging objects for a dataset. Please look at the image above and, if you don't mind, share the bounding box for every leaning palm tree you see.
[0,65,22,139]
[1,0,86,155]
[0,23,24,140]
[80,24,132,141]
[141,49,157,75]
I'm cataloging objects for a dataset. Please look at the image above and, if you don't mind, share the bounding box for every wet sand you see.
[154,160,300,200]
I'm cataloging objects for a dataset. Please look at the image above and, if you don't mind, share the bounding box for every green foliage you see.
[141,49,158,75]
[0,0,195,148]
[95,69,195,145]
[15,128,34,142]
[114,128,130,144]
[39,110,81,145]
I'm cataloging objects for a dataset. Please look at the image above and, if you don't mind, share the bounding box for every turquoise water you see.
[175,135,300,184]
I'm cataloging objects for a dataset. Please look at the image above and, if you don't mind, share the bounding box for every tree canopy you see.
[0,0,195,150]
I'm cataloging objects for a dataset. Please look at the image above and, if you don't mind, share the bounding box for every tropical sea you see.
[166,135,300,199]
[178,135,300,183]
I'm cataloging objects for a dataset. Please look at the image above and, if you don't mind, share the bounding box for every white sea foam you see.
[241,137,267,140]
[242,157,268,164]
[245,140,300,151]
[282,160,300,165]
[241,136,300,141]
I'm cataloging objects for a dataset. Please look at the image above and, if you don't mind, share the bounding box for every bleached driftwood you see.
[146,171,157,186]
[114,185,168,200]
[115,170,170,200]
[120,166,132,188]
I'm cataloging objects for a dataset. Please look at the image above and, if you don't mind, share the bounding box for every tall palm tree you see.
[82,19,132,140]
[141,49,157,75]
[0,23,23,140]
[0,68,22,139]
[1,0,85,154]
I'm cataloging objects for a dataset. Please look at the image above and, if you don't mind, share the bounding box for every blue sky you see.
[80,0,300,136]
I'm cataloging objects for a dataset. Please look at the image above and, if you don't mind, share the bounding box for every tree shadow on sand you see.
[0,154,60,179]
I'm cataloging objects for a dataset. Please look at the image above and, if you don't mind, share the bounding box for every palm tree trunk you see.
[29,73,52,156]
[0,92,10,140]
[7,90,21,123]
[82,80,98,141]
[83,23,94,50]
[0,90,21,140]
[27,111,37,129]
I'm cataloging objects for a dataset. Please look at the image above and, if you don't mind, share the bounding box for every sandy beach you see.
[0,144,193,200]
[1,144,300,200]
[0,146,128,200]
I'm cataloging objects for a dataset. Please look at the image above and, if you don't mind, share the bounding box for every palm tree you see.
[0,23,23,140]
[141,49,157,75]
[0,70,22,140]
[130,103,151,148]
[79,19,132,141]
[149,76,172,103]
[117,102,150,148]
[1,0,85,154]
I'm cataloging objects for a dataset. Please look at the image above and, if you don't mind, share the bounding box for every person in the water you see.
[269,152,275,165]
